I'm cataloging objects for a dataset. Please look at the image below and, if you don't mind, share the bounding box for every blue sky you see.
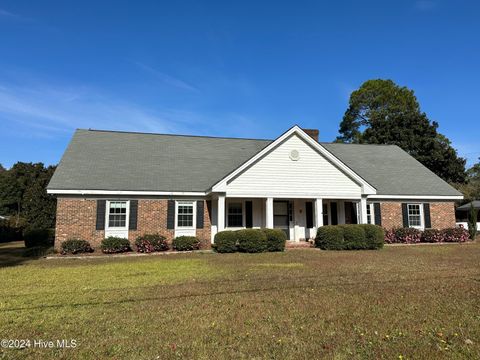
[0,0,479,168]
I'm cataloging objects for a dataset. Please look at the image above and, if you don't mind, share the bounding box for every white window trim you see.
[175,200,197,229]
[105,200,130,230]
[407,203,424,229]
[226,200,245,229]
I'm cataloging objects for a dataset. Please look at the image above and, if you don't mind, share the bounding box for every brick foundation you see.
[55,198,211,250]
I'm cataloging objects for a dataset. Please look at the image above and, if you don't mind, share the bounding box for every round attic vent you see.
[289,149,300,161]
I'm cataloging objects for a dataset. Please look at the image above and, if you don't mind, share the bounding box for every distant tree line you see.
[0,162,57,231]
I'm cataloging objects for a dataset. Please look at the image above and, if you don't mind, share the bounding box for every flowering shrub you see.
[441,227,469,242]
[385,227,470,244]
[172,236,200,251]
[421,229,443,243]
[384,228,397,244]
[135,234,169,253]
[101,237,132,254]
[394,228,422,244]
[61,239,94,255]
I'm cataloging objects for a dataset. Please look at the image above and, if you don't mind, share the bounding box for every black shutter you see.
[129,200,138,230]
[167,200,175,229]
[402,203,409,227]
[306,202,313,228]
[374,202,382,226]
[96,200,106,230]
[330,202,338,225]
[196,200,204,229]
[245,201,253,228]
[424,203,431,228]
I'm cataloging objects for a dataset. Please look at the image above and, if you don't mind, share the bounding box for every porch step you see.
[285,241,314,249]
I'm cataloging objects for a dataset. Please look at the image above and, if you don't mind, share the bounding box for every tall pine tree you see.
[336,79,466,183]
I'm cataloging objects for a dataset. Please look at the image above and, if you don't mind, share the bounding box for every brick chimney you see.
[302,128,319,142]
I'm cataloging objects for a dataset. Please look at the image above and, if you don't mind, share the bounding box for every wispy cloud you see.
[134,62,199,92]
[0,80,190,138]
[414,1,437,11]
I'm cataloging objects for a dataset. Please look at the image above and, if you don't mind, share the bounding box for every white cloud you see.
[134,62,199,92]
[0,81,189,138]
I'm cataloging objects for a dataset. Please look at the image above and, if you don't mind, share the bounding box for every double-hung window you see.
[227,202,243,227]
[177,201,194,228]
[407,204,423,229]
[107,201,128,228]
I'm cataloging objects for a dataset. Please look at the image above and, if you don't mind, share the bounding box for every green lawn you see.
[0,241,479,359]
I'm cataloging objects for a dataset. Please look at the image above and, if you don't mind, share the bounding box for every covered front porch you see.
[210,196,370,242]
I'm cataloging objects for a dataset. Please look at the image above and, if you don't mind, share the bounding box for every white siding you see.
[226,134,362,198]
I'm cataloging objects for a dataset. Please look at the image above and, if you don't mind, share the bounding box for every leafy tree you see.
[0,164,5,173]
[456,158,480,201]
[23,166,57,230]
[467,202,478,240]
[336,79,466,183]
[0,162,56,229]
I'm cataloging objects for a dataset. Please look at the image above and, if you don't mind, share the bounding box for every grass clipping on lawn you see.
[0,242,479,359]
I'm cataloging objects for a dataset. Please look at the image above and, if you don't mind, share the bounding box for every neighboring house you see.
[47,126,463,249]
[455,200,480,230]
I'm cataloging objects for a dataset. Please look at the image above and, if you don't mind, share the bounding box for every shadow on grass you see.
[0,241,45,268]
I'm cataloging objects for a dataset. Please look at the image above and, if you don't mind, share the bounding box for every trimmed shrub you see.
[262,228,287,252]
[23,246,55,258]
[61,239,94,255]
[421,229,443,243]
[213,231,238,253]
[315,225,344,250]
[24,228,55,248]
[236,229,268,253]
[135,234,169,253]
[442,227,469,243]
[340,225,367,250]
[394,228,421,244]
[360,224,385,249]
[173,236,200,251]
[101,237,132,254]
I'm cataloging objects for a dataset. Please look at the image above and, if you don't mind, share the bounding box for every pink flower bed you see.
[384,227,470,244]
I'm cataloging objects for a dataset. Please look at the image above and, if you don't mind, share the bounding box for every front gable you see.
[213,128,375,198]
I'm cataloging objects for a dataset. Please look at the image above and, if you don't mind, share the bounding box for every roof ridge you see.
[78,128,274,142]
[321,142,398,147]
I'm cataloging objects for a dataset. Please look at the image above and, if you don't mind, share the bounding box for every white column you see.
[314,198,323,228]
[265,197,274,228]
[217,194,225,232]
[360,196,368,224]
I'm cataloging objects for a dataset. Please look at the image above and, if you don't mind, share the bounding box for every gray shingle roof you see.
[456,201,480,211]
[48,129,462,197]
[321,143,462,196]
[48,129,271,192]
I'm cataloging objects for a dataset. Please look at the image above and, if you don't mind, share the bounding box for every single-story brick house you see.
[47,126,463,249]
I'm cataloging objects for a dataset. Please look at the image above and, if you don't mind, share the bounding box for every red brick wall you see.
[55,198,104,249]
[379,201,456,229]
[380,202,403,229]
[430,202,456,229]
[55,198,211,250]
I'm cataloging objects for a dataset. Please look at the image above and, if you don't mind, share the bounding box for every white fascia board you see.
[368,194,464,200]
[224,193,361,200]
[47,189,207,196]
[211,125,377,195]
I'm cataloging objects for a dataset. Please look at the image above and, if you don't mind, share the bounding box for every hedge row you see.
[59,234,203,255]
[384,227,470,244]
[213,229,286,253]
[315,224,384,250]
